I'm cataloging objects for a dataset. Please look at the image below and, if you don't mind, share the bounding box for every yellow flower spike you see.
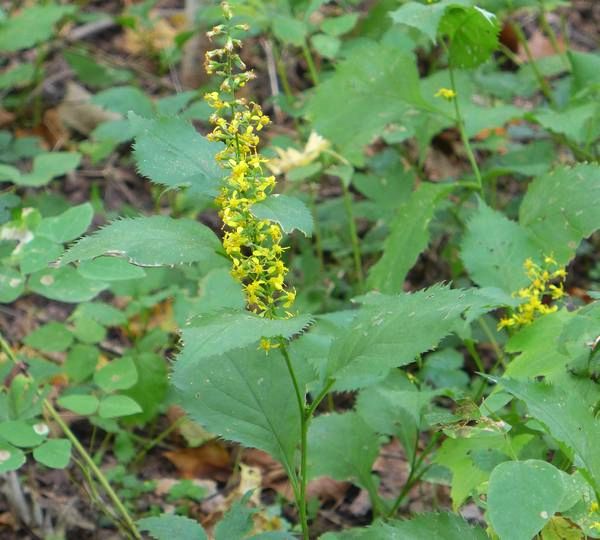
[498,255,568,331]
[435,87,457,100]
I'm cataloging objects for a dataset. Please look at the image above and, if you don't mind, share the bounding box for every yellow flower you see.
[435,87,457,100]
[497,256,567,331]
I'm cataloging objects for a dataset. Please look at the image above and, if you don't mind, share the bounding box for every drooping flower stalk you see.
[204,3,295,322]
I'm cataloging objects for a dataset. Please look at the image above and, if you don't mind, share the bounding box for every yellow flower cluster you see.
[498,256,566,330]
[204,3,295,319]
[435,87,457,100]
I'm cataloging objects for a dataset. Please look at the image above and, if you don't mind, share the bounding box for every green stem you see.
[308,183,326,273]
[280,342,309,540]
[341,182,365,290]
[271,40,294,102]
[0,335,141,540]
[447,60,484,198]
[301,42,319,86]
[538,0,570,69]
[513,24,557,107]
[132,416,185,466]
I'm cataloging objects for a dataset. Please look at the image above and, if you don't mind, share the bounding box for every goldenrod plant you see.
[1,0,600,539]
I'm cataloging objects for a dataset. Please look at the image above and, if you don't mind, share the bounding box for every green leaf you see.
[98,395,143,419]
[440,6,499,68]
[138,514,207,540]
[94,357,138,393]
[461,200,538,292]
[215,495,255,540]
[320,13,359,36]
[65,344,99,383]
[311,34,341,59]
[306,42,430,165]
[92,86,153,117]
[0,420,45,447]
[0,5,76,52]
[24,322,73,353]
[367,183,451,293]
[326,285,483,390]
[272,15,307,47]
[78,257,146,281]
[488,460,566,540]
[0,442,25,473]
[36,203,94,243]
[323,513,488,540]
[519,164,600,265]
[535,103,600,146]
[389,0,467,42]
[4,152,81,187]
[172,346,302,477]
[57,394,99,415]
[28,267,108,303]
[121,353,168,424]
[250,194,313,236]
[308,412,379,489]
[19,237,62,274]
[33,439,71,469]
[0,267,25,303]
[63,50,133,89]
[180,311,313,361]
[0,63,35,89]
[569,50,600,93]
[71,316,106,343]
[72,302,127,327]
[498,377,600,490]
[132,115,224,196]
[60,216,221,267]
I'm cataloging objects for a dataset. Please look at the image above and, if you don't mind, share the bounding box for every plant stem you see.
[538,0,570,69]
[447,61,484,198]
[0,334,141,540]
[280,342,309,540]
[301,42,319,86]
[341,182,365,290]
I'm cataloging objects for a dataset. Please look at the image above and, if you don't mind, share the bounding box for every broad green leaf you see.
[36,203,94,243]
[78,257,146,281]
[72,302,127,327]
[63,50,133,89]
[440,6,499,68]
[132,116,224,196]
[503,310,573,380]
[28,267,108,303]
[92,86,153,117]
[19,237,62,274]
[121,353,168,424]
[311,33,341,59]
[0,63,35,89]
[94,357,138,392]
[65,344,99,383]
[307,412,379,489]
[215,495,254,540]
[138,515,207,540]
[488,460,566,540]
[535,103,600,146]
[172,346,302,477]
[180,311,313,361]
[569,51,600,93]
[356,371,437,463]
[389,0,468,42]
[461,200,538,292]
[436,428,528,508]
[60,216,221,267]
[24,322,73,353]
[98,395,142,419]
[250,194,313,236]
[57,394,99,415]
[499,377,600,490]
[0,420,45,447]
[323,513,488,539]
[320,13,359,36]
[367,183,451,293]
[326,285,484,390]
[486,140,555,177]
[421,348,469,390]
[0,268,25,303]
[272,15,307,47]
[155,92,196,116]
[0,442,25,473]
[33,439,71,469]
[306,42,430,165]
[519,164,600,265]
[72,317,107,343]
[0,5,76,52]
[3,152,81,187]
